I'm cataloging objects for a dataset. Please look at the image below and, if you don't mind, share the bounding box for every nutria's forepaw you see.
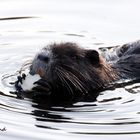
[34,79,50,87]
[11,73,26,98]
[15,74,26,91]
[33,79,51,95]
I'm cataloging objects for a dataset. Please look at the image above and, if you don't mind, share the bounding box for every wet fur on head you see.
[30,42,117,101]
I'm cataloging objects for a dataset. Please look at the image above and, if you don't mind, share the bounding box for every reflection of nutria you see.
[17,41,140,101]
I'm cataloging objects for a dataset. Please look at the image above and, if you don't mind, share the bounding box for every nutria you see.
[15,41,140,102]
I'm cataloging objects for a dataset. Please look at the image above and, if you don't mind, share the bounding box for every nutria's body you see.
[29,41,140,101]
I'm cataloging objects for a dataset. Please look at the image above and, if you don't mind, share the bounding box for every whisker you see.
[55,67,74,95]
[56,66,87,95]
[19,60,32,73]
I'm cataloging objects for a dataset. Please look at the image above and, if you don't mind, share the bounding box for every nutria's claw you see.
[22,73,26,80]
[15,81,22,91]
[16,73,26,84]
[17,76,22,84]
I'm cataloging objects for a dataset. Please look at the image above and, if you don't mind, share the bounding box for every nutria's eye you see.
[38,54,49,63]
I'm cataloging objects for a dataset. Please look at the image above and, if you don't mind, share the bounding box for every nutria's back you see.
[110,41,140,79]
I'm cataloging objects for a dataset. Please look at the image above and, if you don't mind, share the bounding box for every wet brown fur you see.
[29,41,140,101]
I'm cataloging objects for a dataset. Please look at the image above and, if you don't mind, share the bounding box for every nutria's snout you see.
[30,53,50,77]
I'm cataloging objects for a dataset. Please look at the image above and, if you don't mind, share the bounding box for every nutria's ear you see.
[85,50,100,65]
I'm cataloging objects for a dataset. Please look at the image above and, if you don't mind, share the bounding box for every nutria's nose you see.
[36,68,45,77]
[38,54,49,62]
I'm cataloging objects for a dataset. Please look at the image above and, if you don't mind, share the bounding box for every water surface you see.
[1,0,140,140]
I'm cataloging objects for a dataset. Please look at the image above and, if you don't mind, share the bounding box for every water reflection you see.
[1,82,140,139]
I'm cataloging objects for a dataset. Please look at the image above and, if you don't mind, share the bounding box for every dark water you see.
[1,0,140,140]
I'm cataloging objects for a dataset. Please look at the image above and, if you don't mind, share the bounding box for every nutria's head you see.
[30,42,116,101]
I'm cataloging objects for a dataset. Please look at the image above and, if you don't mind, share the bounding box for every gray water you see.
[1,0,140,139]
